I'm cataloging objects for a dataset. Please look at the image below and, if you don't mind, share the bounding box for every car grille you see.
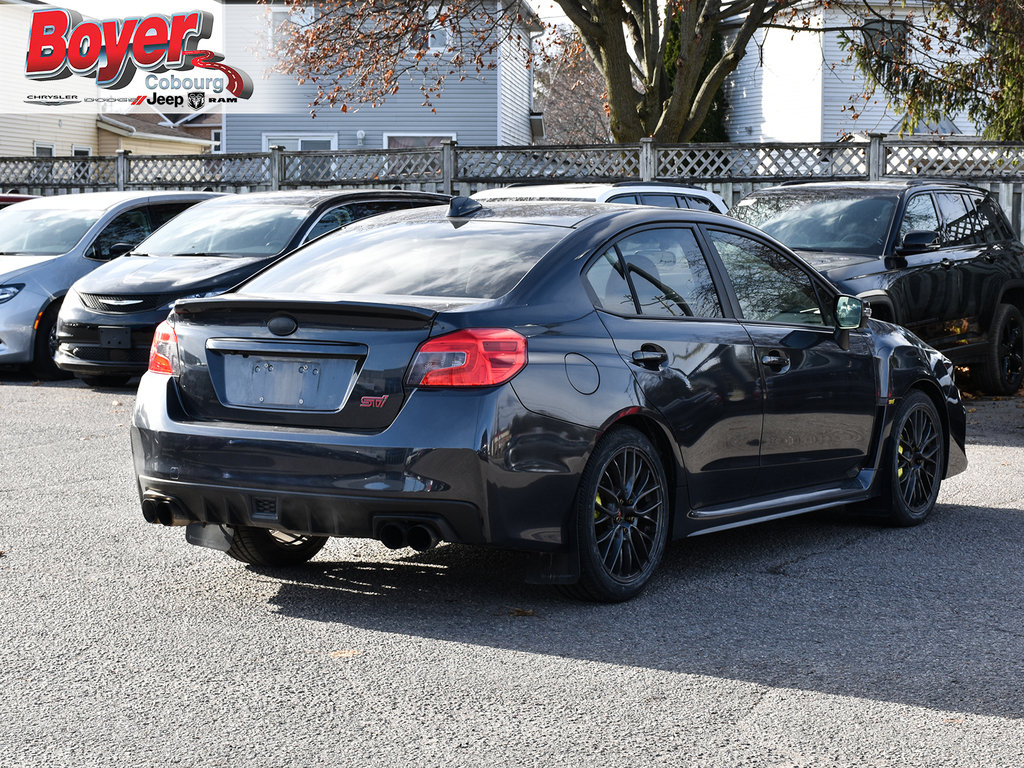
[79,293,179,313]
[67,346,150,363]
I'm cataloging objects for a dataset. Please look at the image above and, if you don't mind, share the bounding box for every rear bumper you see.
[130,373,594,551]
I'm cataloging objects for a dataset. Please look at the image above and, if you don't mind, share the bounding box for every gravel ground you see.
[1,375,1022,767]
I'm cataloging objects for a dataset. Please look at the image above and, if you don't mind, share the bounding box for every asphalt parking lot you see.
[1,375,1022,767]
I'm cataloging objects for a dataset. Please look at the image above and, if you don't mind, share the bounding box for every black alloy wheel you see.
[976,303,1024,395]
[226,527,328,566]
[566,427,670,602]
[886,391,944,526]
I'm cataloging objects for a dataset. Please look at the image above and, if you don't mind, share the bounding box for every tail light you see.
[407,328,526,387]
[148,320,180,375]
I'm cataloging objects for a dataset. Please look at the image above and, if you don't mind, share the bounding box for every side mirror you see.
[896,229,940,256]
[835,295,864,330]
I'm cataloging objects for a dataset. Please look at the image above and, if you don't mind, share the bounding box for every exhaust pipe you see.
[406,524,439,553]
[142,493,190,526]
[378,522,407,550]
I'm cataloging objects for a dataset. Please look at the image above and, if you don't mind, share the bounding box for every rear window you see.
[240,220,567,299]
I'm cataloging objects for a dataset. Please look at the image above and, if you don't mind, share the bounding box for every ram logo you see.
[359,395,389,408]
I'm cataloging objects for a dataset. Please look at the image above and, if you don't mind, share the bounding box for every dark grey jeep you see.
[731,180,1024,394]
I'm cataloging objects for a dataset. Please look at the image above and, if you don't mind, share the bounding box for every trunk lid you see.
[170,296,473,430]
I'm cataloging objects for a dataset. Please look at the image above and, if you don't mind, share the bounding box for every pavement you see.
[0,375,1022,767]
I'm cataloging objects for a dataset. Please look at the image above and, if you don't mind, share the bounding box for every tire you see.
[879,391,945,526]
[226,527,328,566]
[30,302,72,380]
[974,303,1024,395]
[563,427,670,602]
[78,374,132,388]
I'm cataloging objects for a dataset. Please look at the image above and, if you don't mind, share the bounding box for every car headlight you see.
[166,290,223,309]
[61,287,83,311]
[0,284,24,305]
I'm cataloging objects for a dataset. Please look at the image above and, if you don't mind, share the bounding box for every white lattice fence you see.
[282,149,442,185]
[0,157,116,190]
[455,145,642,182]
[657,143,868,180]
[129,154,271,188]
[886,143,1024,178]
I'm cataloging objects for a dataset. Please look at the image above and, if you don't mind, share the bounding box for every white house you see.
[721,2,976,143]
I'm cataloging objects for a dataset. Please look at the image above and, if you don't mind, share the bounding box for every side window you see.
[639,193,679,208]
[683,195,715,211]
[148,202,196,229]
[936,192,983,246]
[972,195,1014,243]
[899,194,940,242]
[304,205,356,242]
[605,194,638,205]
[617,229,723,318]
[86,209,151,260]
[706,229,826,326]
[584,248,635,314]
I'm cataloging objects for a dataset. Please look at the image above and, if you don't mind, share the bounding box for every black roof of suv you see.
[731,179,1024,394]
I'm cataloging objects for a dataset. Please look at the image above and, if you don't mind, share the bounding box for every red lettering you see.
[96,19,139,86]
[167,12,202,66]
[67,21,101,73]
[25,9,72,78]
[132,16,169,68]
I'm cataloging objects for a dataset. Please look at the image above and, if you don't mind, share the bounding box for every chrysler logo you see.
[103,298,144,306]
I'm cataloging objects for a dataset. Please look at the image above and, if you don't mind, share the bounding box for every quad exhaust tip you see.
[141,493,190,527]
[377,521,440,552]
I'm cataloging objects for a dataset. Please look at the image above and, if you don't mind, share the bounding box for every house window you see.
[862,18,907,81]
[270,7,315,44]
[34,143,55,157]
[211,130,222,153]
[412,6,448,50]
[72,146,92,156]
[383,134,456,149]
[263,134,338,151]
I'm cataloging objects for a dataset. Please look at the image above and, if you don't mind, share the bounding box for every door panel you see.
[703,226,877,494]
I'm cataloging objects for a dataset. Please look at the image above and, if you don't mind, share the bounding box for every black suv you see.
[731,180,1024,394]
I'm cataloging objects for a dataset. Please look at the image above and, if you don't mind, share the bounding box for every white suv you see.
[472,182,728,214]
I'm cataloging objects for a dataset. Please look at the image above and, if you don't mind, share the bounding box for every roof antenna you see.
[447,195,483,218]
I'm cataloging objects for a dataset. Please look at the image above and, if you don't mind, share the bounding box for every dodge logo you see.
[187,91,205,110]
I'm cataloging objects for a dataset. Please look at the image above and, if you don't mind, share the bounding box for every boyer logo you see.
[24,8,252,99]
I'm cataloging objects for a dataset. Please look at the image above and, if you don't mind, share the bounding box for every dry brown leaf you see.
[329,651,362,663]
[509,607,534,617]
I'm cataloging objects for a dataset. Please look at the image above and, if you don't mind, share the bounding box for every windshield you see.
[0,208,101,256]
[138,204,310,257]
[731,190,898,255]
[240,219,566,299]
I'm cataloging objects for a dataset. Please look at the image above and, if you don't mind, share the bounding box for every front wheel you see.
[564,427,670,602]
[881,391,945,526]
[226,527,328,566]
[974,302,1024,395]
[31,302,71,380]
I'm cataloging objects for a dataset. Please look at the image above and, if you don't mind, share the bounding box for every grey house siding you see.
[498,33,533,145]
[222,4,533,152]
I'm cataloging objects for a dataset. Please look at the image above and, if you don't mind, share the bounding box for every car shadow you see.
[255,504,1024,720]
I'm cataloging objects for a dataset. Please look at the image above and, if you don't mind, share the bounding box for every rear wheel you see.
[881,391,945,526]
[974,302,1024,395]
[226,527,328,566]
[30,302,71,380]
[563,427,670,602]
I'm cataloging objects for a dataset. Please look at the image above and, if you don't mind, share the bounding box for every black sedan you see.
[131,199,967,602]
[56,189,449,386]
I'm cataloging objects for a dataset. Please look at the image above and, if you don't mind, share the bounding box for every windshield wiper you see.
[168,252,232,257]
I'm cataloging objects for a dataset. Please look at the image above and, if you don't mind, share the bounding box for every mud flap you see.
[525,549,580,584]
[185,523,234,552]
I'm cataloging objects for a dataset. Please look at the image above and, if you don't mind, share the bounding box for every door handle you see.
[632,345,668,370]
[760,351,790,373]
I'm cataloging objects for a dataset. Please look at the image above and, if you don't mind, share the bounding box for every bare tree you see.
[267,1,961,143]
[533,28,611,144]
